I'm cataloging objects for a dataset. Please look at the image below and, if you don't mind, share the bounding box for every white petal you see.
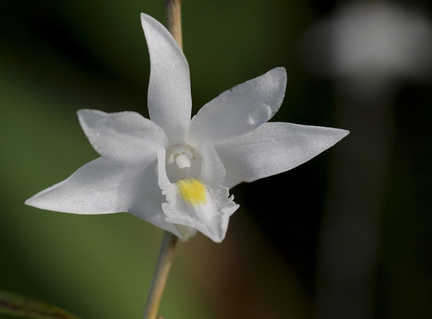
[187,67,287,145]
[157,150,239,243]
[128,160,190,239]
[215,122,349,188]
[25,158,143,214]
[141,13,192,144]
[26,156,188,238]
[78,109,167,164]
[196,142,226,185]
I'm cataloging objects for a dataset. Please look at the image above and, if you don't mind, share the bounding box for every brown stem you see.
[165,0,183,49]
[142,232,178,319]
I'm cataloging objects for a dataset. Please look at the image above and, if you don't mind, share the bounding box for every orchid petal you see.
[187,67,287,145]
[25,158,144,214]
[141,13,192,144]
[215,122,349,188]
[196,142,226,185]
[157,150,239,242]
[78,109,167,164]
[128,160,189,239]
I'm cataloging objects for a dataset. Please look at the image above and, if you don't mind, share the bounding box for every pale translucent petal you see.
[25,156,186,238]
[215,122,349,188]
[157,150,239,242]
[196,142,226,185]
[187,67,287,145]
[175,225,198,240]
[78,109,167,163]
[25,158,144,214]
[128,160,188,239]
[141,13,192,144]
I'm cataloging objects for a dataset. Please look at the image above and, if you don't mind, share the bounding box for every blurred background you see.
[1,0,432,318]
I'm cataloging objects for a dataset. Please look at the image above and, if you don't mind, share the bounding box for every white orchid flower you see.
[25,13,349,243]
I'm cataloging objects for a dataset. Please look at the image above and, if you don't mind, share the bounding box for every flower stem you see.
[165,0,183,49]
[142,231,178,319]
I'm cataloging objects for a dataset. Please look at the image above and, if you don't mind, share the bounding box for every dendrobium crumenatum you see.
[26,14,349,243]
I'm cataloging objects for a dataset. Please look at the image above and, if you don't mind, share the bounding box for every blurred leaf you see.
[0,290,81,319]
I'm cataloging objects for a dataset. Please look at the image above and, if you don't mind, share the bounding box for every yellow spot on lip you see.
[177,178,207,205]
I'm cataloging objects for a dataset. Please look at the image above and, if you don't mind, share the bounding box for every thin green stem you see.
[142,231,178,319]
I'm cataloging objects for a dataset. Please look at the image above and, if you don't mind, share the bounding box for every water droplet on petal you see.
[248,105,273,125]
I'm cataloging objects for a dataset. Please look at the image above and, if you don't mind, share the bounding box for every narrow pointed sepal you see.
[141,13,192,144]
[78,109,167,163]
[25,158,142,214]
[216,122,349,188]
[187,67,287,146]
